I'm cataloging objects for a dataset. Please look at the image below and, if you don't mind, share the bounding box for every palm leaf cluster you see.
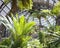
[0,15,35,48]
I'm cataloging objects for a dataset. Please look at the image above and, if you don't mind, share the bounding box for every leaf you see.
[41,9,51,13]
[0,45,8,48]
[13,17,21,35]
[51,1,60,16]
[17,0,33,10]
[4,0,9,3]
[0,38,11,47]
[23,21,35,35]
[22,36,31,47]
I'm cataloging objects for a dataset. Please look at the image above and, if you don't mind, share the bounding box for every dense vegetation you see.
[0,0,60,48]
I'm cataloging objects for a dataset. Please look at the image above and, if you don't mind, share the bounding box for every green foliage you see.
[38,32,45,44]
[17,0,33,10]
[0,38,11,48]
[40,25,60,48]
[0,15,35,48]
[51,1,60,16]
[41,9,51,13]
[4,0,33,10]
[31,9,51,20]
[4,0,10,3]
[1,0,60,48]
[27,39,43,48]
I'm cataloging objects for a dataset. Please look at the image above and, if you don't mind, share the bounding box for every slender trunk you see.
[11,0,18,14]
[9,0,18,15]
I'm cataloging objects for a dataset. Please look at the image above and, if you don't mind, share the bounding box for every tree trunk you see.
[10,0,18,14]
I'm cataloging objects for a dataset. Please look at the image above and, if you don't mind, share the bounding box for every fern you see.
[0,15,35,48]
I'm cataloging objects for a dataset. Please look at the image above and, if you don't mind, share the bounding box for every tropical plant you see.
[0,15,35,48]
[29,6,60,48]
[45,25,60,48]
[38,24,60,48]
[51,1,60,16]
[27,39,43,48]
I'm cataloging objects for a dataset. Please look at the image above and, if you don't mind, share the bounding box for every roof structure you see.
[0,0,56,27]
[0,0,11,16]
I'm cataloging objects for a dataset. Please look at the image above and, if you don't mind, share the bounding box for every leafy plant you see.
[0,15,35,48]
[27,39,43,48]
[17,0,33,10]
[51,1,60,16]
[38,24,60,48]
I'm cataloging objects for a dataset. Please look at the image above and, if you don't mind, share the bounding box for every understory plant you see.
[27,39,43,48]
[29,2,60,47]
[38,22,60,48]
[0,15,35,48]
